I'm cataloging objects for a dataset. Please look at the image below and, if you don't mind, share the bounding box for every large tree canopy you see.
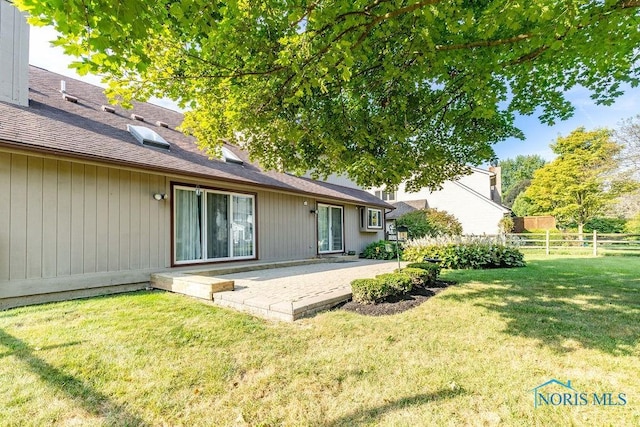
[517,127,635,232]
[16,0,640,190]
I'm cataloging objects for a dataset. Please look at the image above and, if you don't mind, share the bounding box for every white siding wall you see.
[371,169,506,235]
[419,182,506,235]
[456,169,492,199]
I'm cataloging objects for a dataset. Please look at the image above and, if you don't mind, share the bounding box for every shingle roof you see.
[0,66,392,209]
[386,200,429,219]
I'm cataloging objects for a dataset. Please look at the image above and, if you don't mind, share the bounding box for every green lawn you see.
[1,255,638,426]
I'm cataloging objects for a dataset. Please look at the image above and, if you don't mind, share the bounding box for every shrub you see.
[396,209,462,239]
[625,213,640,234]
[404,263,441,285]
[350,278,391,304]
[395,267,430,287]
[377,273,413,294]
[362,240,401,260]
[584,217,627,233]
[403,235,526,269]
[498,216,515,233]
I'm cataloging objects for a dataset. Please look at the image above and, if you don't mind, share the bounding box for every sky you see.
[29,26,640,163]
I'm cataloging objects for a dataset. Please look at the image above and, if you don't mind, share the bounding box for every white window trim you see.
[317,203,344,254]
[173,185,256,264]
[367,208,383,229]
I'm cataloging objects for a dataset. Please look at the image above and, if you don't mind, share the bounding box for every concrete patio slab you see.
[212,259,403,321]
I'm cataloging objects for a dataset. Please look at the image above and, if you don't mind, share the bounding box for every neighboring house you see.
[370,167,510,235]
[0,2,391,309]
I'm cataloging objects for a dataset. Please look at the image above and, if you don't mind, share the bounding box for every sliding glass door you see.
[317,204,343,253]
[174,186,255,263]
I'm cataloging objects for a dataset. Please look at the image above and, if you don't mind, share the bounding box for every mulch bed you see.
[337,280,457,316]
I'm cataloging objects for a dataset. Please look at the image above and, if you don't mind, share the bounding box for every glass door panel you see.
[206,192,229,259]
[232,195,254,257]
[175,188,202,261]
[330,206,343,251]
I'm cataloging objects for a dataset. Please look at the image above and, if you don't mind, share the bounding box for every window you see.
[174,185,254,263]
[374,189,396,201]
[367,208,382,229]
[317,204,343,253]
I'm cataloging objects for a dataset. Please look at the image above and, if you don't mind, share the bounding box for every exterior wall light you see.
[153,193,167,201]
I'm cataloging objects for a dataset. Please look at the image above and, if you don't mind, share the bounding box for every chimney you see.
[489,165,502,204]
[0,0,29,106]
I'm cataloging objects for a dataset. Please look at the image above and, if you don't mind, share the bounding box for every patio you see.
[152,259,402,321]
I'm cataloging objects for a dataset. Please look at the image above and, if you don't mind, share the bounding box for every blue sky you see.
[29,26,640,163]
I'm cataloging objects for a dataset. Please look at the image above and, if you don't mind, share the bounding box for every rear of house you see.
[0,1,390,309]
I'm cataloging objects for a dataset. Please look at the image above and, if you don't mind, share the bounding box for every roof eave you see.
[0,138,390,208]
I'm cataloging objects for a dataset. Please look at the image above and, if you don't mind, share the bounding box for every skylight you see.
[127,124,170,150]
[221,147,243,165]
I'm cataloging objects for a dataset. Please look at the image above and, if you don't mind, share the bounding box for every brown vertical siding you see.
[0,152,9,282]
[0,151,386,301]
[256,191,317,260]
[26,156,43,279]
[0,153,168,295]
[9,154,27,280]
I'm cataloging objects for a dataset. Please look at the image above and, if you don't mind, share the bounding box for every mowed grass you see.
[0,256,638,426]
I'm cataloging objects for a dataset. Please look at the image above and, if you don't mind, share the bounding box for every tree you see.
[611,115,640,218]
[511,192,537,217]
[615,114,640,180]
[498,154,546,205]
[396,209,462,239]
[15,1,640,190]
[503,178,532,207]
[521,128,635,234]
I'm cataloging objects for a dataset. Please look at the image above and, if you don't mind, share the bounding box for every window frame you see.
[317,203,345,254]
[172,184,256,265]
[367,208,383,229]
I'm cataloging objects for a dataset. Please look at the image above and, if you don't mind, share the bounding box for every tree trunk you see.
[578,222,584,242]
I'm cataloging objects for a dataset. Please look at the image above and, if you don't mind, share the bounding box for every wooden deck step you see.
[151,272,234,300]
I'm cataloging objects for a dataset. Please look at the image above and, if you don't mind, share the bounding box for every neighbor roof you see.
[386,200,429,220]
[0,66,391,209]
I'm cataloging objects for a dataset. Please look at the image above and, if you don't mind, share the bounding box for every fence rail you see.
[503,232,640,256]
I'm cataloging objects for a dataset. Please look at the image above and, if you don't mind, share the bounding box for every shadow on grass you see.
[324,388,466,426]
[0,329,148,426]
[441,258,640,355]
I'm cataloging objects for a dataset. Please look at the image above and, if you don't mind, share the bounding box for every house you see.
[371,167,510,235]
[0,1,391,309]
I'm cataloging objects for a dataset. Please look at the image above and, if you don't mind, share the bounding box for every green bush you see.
[362,240,401,260]
[584,217,627,233]
[395,267,429,287]
[625,213,640,234]
[498,216,515,233]
[403,236,525,269]
[377,273,413,294]
[396,209,462,239]
[404,263,441,285]
[350,278,391,304]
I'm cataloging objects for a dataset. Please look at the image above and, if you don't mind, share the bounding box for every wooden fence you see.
[503,232,640,256]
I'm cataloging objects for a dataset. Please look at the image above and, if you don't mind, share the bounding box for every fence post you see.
[593,230,598,256]
[545,230,550,255]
